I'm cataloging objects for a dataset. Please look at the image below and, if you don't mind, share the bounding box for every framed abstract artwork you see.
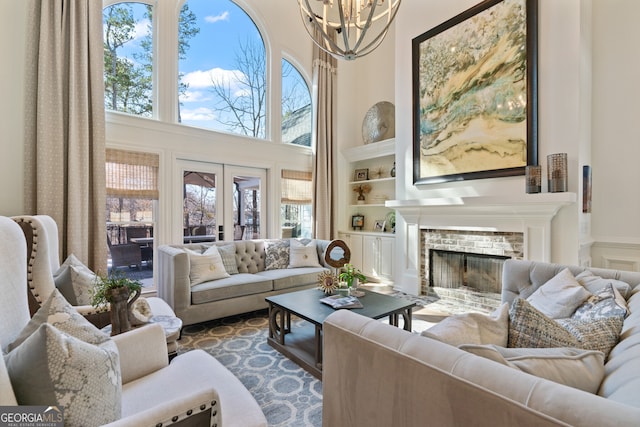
[412,0,538,184]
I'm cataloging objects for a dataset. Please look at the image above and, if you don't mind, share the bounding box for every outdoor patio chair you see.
[108,234,143,270]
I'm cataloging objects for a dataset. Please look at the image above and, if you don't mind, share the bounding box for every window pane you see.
[178,0,266,138]
[233,175,262,240]
[282,60,312,147]
[281,170,312,238]
[103,2,153,117]
[183,171,217,242]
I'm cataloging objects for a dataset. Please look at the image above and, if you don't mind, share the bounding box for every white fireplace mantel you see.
[386,192,577,295]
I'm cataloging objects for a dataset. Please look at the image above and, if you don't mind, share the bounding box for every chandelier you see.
[298,0,401,61]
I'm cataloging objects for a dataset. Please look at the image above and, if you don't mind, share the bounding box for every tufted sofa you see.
[157,239,332,326]
[322,260,640,426]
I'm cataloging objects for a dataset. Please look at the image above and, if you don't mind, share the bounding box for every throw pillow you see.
[8,289,113,352]
[421,303,509,347]
[526,268,592,319]
[575,270,632,299]
[288,239,322,268]
[556,316,623,358]
[217,244,239,275]
[4,323,121,427]
[53,254,97,306]
[459,344,605,394]
[571,284,628,321]
[186,246,230,286]
[508,298,580,349]
[264,240,290,270]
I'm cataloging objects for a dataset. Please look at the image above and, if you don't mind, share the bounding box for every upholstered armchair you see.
[11,215,180,354]
[0,215,267,426]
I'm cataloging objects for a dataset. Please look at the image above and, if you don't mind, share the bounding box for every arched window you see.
[178,0,266,138]
[103,2,154,117]
[281,59,312,147]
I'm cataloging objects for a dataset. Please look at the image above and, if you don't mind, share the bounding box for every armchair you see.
[0,216,267,426]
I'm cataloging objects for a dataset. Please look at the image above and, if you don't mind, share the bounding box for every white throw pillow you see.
[186,246,230,286]
[4,323,121,426]
[526,268,592,319]
[575,270,632,299]
[288,239,322,268]
[459,344,605,393]
[421,303,509,347]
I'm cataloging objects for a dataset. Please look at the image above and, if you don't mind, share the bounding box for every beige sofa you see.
[158,239,332,325]
[322,260,640,427]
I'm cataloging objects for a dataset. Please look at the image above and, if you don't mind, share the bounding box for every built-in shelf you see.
[349,177,394,185]
[342,138,395,162]
[350,204,387,208]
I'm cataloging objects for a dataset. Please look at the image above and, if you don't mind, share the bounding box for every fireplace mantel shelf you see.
[386,192,576,217]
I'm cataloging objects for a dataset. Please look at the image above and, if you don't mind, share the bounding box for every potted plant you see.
[92,271,142,336]
[339,263,367,293]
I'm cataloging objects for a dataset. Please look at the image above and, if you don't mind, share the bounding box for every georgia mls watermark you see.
[0,406,64,427]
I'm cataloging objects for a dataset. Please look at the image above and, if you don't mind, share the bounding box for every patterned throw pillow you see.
[556,317,623,358]
[4,323,121,427]
[264,240,290,270]
[508,298,580,349]
[8,289,114,352]
[186,245,230,286]
[571,284,628,321]
[53,254,97,306]
[217,244,239,275]
[288,239,321,268]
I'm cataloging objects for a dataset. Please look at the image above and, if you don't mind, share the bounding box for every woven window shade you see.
[106,149,159,199]
[281,170,312,204]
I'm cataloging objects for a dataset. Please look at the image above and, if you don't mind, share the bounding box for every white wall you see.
[0,0,27,216]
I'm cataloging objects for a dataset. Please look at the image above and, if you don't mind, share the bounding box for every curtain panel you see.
[24,0,107,273]
[311,27,338,240]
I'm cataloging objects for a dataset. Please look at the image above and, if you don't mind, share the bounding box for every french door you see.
[176,160,267,242]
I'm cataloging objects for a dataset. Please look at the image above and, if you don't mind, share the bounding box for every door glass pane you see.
[183,171,217,242]
[233,175,261,240]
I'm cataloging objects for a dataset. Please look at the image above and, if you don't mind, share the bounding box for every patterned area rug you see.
[177,311,323,427]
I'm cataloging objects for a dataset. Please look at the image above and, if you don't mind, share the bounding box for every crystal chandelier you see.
[298,0,401,61]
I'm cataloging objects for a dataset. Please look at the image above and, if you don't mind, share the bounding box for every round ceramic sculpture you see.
[362,101,395,144]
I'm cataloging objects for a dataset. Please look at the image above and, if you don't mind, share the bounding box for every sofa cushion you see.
[256,267,328,291]
[459,344,605,394]
[4,323,121,426]
[264,240,290,270]
[186,246,230,286]
[190,274,273,305]
[526,268,592,319]
[508,298,580,349]
[556,317,623,358]
[421,303,509,347]
[217,244,239,275]
[288,239,322,268]
[575,270,632,299]
[53,254,97,306]
[571,284,628,321]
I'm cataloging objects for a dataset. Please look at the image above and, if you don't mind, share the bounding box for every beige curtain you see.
[24,0,107,273]
[311,27,338,240]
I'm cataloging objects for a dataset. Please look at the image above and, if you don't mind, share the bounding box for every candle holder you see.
[547,153,568,193]
[525,165,541,194]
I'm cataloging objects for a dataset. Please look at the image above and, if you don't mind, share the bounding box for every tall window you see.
[178,0,266,138]
[281,59,312,146]
[105,149,159,279]
[281,170,312,238]
[103,2,154,117]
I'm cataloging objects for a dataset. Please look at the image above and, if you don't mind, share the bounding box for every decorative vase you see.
[107,286,141,336]
[390,162,396,177]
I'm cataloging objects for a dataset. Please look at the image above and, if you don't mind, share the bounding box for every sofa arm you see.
[112,323,168,384]
[157,245,191,313]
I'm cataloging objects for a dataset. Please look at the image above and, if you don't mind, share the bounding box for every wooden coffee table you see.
[265,288,415,379]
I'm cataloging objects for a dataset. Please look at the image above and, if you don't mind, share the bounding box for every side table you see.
[102,314,183,358]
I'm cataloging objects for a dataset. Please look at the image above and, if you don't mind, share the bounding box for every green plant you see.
[91,270,143,307]
[339,263,367,289]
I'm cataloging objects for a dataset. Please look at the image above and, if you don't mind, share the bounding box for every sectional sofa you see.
[322,259,640,426]
[157,239,332,325]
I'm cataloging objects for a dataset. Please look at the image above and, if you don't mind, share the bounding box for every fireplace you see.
[421,228,524,312]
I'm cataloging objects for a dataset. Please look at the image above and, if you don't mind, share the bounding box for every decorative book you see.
[320,295,363,309]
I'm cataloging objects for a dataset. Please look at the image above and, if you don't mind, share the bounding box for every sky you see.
[110,0,308,134]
